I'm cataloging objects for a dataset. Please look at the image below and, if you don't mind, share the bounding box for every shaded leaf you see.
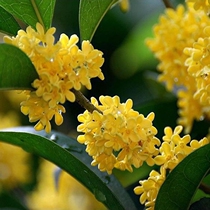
[0,6,20,36]
[0,44,38,90]
[0,0,56,30]
[190,197,210,210]
[155,144,210,210]
[0,126,137,210]
[0,191,28,210]
[79,0,118,41]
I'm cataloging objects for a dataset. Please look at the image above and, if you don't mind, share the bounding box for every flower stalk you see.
[162,0,173,9]
[71,89,102,114]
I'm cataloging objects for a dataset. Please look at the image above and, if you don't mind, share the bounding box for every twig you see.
[162,0,174,9]
[72,89,102,114]
[199,182,210,194]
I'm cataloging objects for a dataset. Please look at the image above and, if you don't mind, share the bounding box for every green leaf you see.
[0,0,56,30]
[155,144,210,210]
[0,127,137,210]
[0,191,28,210]
[79,0,118,41]
[0,44,38,90]
[0,6,20,36]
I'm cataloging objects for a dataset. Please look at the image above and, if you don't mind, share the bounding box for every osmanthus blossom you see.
[184,26,210,117]
[4,23,104,133]
[146,4,210,133]
[186,0,210,14]
[77,95,160,174]
[134,125,209,210]
[27,160,106,210]
[0,110,31,190]
[134,167,166,210]
[154,126,209,170]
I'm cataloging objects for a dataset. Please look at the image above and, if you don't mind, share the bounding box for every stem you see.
[72,89,102,114]
[199,182,210,194]
[162,0,174,9]
[30,0,46,30]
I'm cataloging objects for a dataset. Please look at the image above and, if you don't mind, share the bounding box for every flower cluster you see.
[134,125,209,210]
[77,95,160,174]
[184,27,210,115]
[134,167,166,210]
[4,23,104,132]
[146,4,210,132]
[27,160,106,210]
[186,0,210,14]
[0,106,31,190]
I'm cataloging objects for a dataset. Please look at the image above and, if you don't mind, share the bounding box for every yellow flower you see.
[0,110,31,190]
[4,23,104,132]
[184,25,210,128]
[177,89,203,133]
[119,0,130,13]
[20,92,66,133]
[147,4,210,132]
[134,125,209,209]
[0,142,31,190]
[155,126,209,171]
[186,0,210,14]
[27,160,106,210]
[77,95,160,174]
[134,167,166,210]
[190,137,209,150]
[155,126,193,170]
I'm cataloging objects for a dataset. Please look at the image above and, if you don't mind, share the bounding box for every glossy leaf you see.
[0,0,56,30]
[155,144,210,210]
[0,44,38,90]
[79,0,118,41]
[0,6,20,36]
[0,127,137,210]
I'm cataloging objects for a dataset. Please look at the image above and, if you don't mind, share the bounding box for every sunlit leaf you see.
[79,0,118,41]
[0,0,56,30]
[0,126,137,210]
[0,6,20,36]
[155,144,210,210]
[0,44,38,90]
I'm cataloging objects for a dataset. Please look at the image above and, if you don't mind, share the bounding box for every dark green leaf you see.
[79,0,118,41]
[0,7,20,36]
[0,191,28,210]
[0,44,38,90]
[0,126,137,210]
[0,0,56,30]
[155,144,210,210]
